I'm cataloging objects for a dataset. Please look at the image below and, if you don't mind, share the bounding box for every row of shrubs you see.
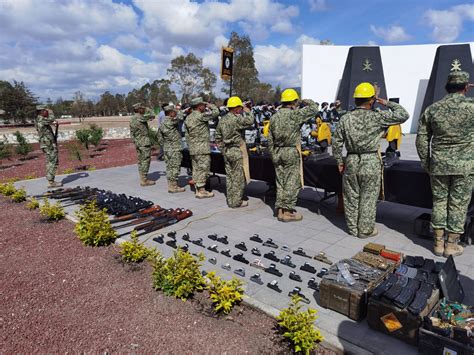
[0,185,323,354]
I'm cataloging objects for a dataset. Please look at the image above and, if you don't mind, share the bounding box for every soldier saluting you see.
[157,104,185,193]
[332,83,409,238]
[184,97,220,199]
[416,71,473,257]
[35,105,62,188]
[130,103,155,186]
[268,89,319,222]
[215,96,254,208]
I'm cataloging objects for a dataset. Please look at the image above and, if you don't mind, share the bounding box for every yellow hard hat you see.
[281,88,299,102]
[227,96,243,108]
[353,82,375,98]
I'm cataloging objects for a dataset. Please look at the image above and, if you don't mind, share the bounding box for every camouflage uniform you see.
[215,111,254,208]
[416,72,474,234]
[35,111,58,182]
[333,101,409,236]
[130,111,153,177]
[157,112,183,183]
[184,104,219,188]
[267,100,319,211]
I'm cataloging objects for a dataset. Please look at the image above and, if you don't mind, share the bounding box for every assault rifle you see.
[34,187,82,199]
[136,209,192,237]
[113,208,169,230]
[109,205,162,224]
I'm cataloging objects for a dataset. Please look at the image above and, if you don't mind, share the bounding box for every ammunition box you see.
[367,288,439,346]
[363,242,386,255]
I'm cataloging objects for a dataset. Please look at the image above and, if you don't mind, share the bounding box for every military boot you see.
[168,181,185,193]
[195,187,214,199]
[48,180,63,188]
[140,175,155,187]
[433,229,445,256]
[277,208,284,221]
[358,228,378,239]
[279,209,303,222]
[444,233,463,257]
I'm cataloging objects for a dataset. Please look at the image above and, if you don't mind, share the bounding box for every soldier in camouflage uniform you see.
[333,83,409,238]
[130,103,155,186]
[416,71,473,257]
[157,104,185,193]
[184,97,219,198]
[215,96,254,208]
[268,89,319,222]
[35,105,62,188]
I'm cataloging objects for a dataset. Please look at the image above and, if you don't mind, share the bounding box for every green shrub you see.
[0,138,12,160]
[88,124,104,148]
[39,198,65,221]
[0,182,16,196]
[23,174,38,180]
[152,248,205,300]
[11,187,26,202]
[62,167,75,174]
[14,131,33,158]
[206,271,244,314]
[75,200,117,246]
[119,230,153,263]
[75,128,91,150]
[277,295,323,354]
[26,197,40,210]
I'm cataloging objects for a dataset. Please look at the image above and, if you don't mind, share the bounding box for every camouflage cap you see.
[447,71,469,85]
[190,97,204,106]
[36,104,47,111]
[163,104,175,112]
[132,102,145,109]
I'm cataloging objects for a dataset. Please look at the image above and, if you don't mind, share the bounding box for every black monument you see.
[336,46,388,111]
[421,43,474,114]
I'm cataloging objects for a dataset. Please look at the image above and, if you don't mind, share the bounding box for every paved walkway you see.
[15,135,473,354]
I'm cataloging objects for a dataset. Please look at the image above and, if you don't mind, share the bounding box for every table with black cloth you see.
[181,150,473,210]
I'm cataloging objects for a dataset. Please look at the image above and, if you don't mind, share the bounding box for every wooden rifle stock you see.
[113,208,167,230]
[133,209,181,231]
[138,210,193,237]
[109,205,162,224]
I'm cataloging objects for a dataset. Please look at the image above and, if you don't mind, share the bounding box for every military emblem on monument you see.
[450,58,462,72]
[362,58,372,72]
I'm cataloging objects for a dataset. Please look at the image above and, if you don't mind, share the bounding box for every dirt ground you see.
[0,197,333,353]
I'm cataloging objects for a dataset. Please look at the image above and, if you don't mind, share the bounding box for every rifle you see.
[109,205,162,224]
[34,187,80,198]
[113,208,168,230]
[116,209,181,238]
[55,188,99,201]
[135,209,193,238]
[54,122,59,144]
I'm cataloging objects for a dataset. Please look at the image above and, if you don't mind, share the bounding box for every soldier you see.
[35,105,62,188]
[215,96,254,208]
[416,71,473,257]
[184,97,219,198]
[130,103,155,186]
[268,89,319,222]
[157,104,185,193]
[332,83,409,238]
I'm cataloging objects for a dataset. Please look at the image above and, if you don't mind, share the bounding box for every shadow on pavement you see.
[147,171,166,182]
[61,172,89,185]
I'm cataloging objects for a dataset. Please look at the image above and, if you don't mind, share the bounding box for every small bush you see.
[206,271,244,314]
[0,138,12,160]
[39,198,65,221]
[152,248,205,300]
[62,168,75,174]
[11,187,26,202]
[14,131,33,158]
[76,128,91,150]
[119,230,153,263]
[0,182,16,196]
[23,174,38,180]
[75,200,117,246]
[277,295,323,354]
[88,124,104,148]
[87,166,96,171]
[26,197,40,210]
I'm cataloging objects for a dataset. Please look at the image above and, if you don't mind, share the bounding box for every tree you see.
[0,80,37,123]
[226,32,260,99]
[167,53,217,102]
[97,91,118,116]
[71,91,88,121]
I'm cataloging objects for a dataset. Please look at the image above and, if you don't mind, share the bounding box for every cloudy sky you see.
[0,0,473,101]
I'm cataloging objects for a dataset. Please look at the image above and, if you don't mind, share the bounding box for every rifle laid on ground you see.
[109,205,162,224]
[34,187,82,199]
[136,209,193,238]
[113,208,170,230]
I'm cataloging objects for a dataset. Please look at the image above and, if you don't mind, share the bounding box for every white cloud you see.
[423,4,474,43]
[111,35,146,51]
[308,0,328,12]
[367,40,378,46]
[370,25,412,43]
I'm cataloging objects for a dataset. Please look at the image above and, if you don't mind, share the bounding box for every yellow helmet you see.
[353,82,375,98]
[227,96,243,108]
[281,88,299,102]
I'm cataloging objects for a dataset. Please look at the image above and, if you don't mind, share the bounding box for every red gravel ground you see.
[0,197,333,353]
[0,139,145,182]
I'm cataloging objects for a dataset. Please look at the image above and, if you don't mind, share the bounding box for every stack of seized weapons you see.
[35,187,192,236]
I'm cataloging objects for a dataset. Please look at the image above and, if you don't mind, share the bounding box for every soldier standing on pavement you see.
[215,96,254,208]
[130,103,155,186]
[416,71,473,257]
[268,89,319,222]
[157,104,185,193]
[35,105,62,188]
[332,83,409,238]
[184,97,220,199]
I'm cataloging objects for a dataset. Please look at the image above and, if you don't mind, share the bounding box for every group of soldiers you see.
[34,71,472,258]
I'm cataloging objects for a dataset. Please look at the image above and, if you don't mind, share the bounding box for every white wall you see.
[302,43,474,133]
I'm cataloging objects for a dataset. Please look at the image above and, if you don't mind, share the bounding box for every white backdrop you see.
[301,43,474,133]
